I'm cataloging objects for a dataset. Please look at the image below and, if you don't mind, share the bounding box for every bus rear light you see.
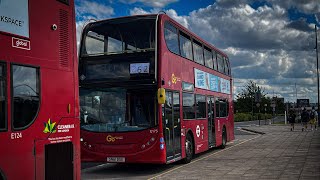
[80,138,83,142]
[151,137,155,142]
[141,144,146,149]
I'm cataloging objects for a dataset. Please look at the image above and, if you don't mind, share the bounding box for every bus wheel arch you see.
[183,130,194,164]
[221,125,227,149]
[0,168,5,180]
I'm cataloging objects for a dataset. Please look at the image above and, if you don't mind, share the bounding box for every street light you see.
[264,103,267,125]
[315,25,319,126]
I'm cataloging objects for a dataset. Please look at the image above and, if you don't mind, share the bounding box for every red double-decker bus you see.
[79,14,234,164]
[0,0,80,179]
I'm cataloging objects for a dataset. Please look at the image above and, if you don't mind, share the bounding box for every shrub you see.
[234,113,273,122]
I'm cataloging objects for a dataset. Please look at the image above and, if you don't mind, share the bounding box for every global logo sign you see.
[12,37,30,50]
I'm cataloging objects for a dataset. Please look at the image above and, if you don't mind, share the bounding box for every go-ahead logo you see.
[106,135,123,142]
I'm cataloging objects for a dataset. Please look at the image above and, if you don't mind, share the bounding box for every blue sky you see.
[75,0,320,103]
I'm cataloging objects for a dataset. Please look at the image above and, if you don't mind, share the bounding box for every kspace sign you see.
[0,0,29,38]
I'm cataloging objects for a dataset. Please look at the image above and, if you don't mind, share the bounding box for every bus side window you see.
[215,98,220,118]
[213,51,218,71]
[179,32,193,60]
[204,47,213,69]
[193,40,204,65]
[12,65,40,129]
[164,22,179,55]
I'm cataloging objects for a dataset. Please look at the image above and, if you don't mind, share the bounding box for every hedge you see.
[234,113,273,122]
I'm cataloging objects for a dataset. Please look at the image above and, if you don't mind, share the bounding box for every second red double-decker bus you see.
[79,14,234,164]
[0,0,80,179]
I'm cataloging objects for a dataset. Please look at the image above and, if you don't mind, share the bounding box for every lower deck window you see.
[12,65,40,129]
[182,92,195,119]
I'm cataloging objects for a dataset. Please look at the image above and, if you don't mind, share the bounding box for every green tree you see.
[234,80,271,115]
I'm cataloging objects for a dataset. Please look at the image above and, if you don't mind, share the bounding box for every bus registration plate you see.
[107,157,125,162]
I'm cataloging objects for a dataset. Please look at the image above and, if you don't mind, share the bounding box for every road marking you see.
[237,128,259,135]
[148,135,261,180]
[82,163,108,173]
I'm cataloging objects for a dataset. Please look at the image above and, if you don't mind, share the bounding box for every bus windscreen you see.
[80,87,157,132]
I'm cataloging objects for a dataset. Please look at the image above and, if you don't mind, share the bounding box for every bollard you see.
[285,111,287,125]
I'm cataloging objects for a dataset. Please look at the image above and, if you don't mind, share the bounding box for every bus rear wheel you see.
[221,127,227,149]
[183,134,193,164]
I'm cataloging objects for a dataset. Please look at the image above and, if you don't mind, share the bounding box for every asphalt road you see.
[81,119,266,179]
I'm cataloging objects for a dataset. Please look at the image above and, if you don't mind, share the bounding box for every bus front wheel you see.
[183,134,194,164]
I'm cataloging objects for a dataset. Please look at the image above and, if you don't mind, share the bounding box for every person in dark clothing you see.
[301,108,310,131]
[288,110,296,131]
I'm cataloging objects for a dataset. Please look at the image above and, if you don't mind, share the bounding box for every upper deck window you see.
[164,22,179,55]
[12,65,40,129]
[213,51,218,71]
[179,32,193,60]
[0,63,6,130]
[193,40,204,65]
[225,57,230,75]
[217,53,225,73]
[204,47,213,69]
[81,17,156,56]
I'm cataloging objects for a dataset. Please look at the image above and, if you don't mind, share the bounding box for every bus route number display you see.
[130,63,149,74]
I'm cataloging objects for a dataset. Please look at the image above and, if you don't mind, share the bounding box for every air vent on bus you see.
[59,9,70,68]
[45,142,74,180]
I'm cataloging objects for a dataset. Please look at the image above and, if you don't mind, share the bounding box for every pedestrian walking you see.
[301,108,310,131]
[288,110,296,131]
[309,106,318,131]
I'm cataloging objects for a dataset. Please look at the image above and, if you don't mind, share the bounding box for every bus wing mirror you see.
[157,88,166,104]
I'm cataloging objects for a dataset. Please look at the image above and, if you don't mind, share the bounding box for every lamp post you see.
[316,25,319,126]
[264,104,267,125]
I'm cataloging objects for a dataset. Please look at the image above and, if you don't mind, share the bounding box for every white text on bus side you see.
[11,132,22,140]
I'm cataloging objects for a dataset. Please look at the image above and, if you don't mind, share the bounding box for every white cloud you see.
[129,8,189,28]
[120,0,178,8]
[76,0,114,20]
[267,0,320,14]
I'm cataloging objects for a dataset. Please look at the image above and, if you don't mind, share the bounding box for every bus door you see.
[163,91,181,162]
[208,96,216,147]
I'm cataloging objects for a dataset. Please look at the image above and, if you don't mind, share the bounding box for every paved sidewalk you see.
[154,124,320,180]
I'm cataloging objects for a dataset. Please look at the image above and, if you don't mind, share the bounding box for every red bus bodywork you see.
[0,0,80,179]
[79,14,234,164]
